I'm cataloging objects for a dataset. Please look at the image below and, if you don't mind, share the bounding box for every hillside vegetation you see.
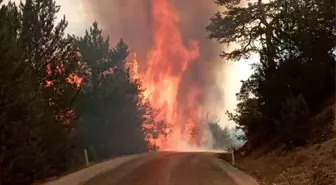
[207,0,335,184]
[219,100,335,185]
[207,0,335,151]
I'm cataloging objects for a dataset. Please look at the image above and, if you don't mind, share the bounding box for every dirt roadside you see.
[217,104,336,185]
[221,138,336,185]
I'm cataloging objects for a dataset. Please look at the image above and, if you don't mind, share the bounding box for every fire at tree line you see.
[0,0,335,184]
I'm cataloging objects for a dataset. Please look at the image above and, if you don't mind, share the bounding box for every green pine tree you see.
[75,22,149,160]
[0,0,83,184]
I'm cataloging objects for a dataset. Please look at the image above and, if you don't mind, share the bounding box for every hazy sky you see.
[3,0,92,35]
[56,0,92,35]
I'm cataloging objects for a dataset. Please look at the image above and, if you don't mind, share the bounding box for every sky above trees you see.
[4,0,92,35]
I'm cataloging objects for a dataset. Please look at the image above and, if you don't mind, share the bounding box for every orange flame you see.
[129,0,202,150]
[45,63,83,88]
[67,73,83,88]
[45,62,83,125]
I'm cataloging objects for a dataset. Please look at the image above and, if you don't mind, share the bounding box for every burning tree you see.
[0,0,84,184]
[144,118,172,150]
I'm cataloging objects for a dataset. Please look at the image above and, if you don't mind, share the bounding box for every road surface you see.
[45,152,259,185]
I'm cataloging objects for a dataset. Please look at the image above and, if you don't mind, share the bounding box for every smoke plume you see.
[81,0,229,150]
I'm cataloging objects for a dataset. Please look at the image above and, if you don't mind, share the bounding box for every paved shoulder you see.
[208,155,259,185]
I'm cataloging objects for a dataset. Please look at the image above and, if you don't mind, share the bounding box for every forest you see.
[207,0,335,150]
[0,0,335,184]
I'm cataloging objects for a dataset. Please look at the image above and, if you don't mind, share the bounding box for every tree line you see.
[207,0,335,150]
[0,0,163,184]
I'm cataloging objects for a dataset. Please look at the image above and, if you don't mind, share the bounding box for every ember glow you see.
[45,63,83,88]
[67,73,83,88]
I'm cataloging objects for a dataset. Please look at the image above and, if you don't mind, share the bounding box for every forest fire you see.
[45,63,83,88]
[45,63,83,125]
[124,0,205,150]
[67,73,83,88]
[83,0,225,151]
[141,0,200,149]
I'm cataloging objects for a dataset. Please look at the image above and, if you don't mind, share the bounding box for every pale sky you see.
[3,0,92,35]
[56,0,92,35]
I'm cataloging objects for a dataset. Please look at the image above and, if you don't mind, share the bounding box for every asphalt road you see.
[81,152,259,185]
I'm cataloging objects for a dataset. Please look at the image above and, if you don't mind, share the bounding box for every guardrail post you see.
[84,149,89,166]
[231,149,235,166]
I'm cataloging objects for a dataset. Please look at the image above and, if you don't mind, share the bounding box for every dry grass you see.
[218,104,336,185]
[228,138,336,185]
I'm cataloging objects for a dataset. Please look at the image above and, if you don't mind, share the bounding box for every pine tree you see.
[76,22,148,160]
[0,2,32,183]
[0,0,83,184]
[209,0,335,148]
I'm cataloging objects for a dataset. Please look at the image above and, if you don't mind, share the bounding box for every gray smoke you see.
[81,0,229,147]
